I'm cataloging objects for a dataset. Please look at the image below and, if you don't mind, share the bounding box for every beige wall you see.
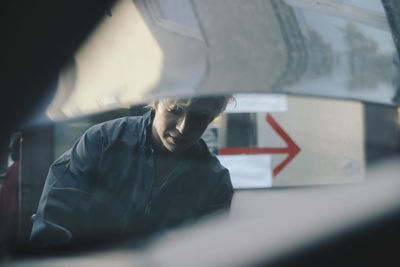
[256,96,364,187]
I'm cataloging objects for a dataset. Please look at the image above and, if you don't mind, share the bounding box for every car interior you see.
[1,0,400,266]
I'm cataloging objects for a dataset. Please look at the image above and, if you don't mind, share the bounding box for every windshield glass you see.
[1,0,400,264]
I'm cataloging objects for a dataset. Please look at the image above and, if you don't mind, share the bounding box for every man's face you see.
[152,99,219,153]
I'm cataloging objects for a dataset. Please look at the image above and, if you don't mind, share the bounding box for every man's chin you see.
[163,142,189,154]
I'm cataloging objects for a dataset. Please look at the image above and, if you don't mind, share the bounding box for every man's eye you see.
[191,113,211,122]
[167,107,184,115]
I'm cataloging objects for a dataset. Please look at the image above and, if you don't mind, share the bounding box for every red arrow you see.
[219,113,301,177]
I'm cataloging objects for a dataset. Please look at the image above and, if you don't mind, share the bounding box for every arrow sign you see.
[219,113,301,177]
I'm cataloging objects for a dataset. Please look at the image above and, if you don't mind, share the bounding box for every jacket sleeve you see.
[209,167,234,212]
[200,158,233,217]
[30,126,102,248]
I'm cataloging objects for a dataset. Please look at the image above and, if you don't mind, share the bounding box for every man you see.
[30,96,233,248]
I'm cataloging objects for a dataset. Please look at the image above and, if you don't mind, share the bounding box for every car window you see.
[1,0,400,265]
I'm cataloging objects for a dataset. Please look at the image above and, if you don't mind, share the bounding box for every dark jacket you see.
[30,111,233,248]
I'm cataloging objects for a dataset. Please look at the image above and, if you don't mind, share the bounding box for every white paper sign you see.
[225,94,287,113]
[217,154,272,189]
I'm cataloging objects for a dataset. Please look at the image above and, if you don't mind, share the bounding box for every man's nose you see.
[176,115,188,134]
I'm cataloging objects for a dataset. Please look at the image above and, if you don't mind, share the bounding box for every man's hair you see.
[148,95,234,116]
